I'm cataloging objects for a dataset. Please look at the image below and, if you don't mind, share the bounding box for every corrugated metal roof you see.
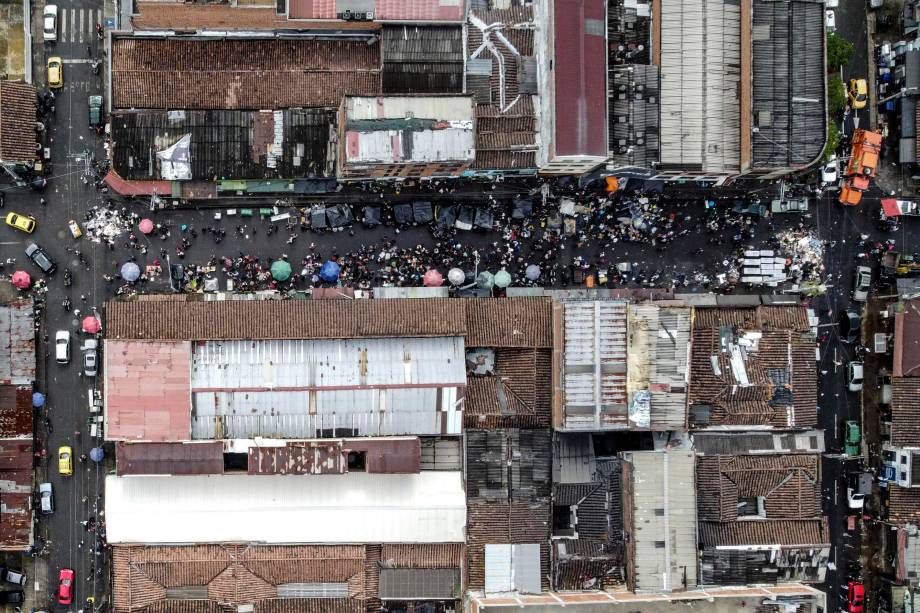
[0,439,32,550]
[561,301,628,430]
[552,433,597,484]
[381,25,464,94]
[659,0,740,173]
[105,340,192,442]
[0,300,35,385]
[628,450,698,592]
[105,472,467,544]
[0,385,33,437]
[189,338,464,439]
[116,441,224,475]
[552,0,608,157]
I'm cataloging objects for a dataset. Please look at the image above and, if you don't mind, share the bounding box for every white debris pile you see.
[83,208,134,244]
[776,228,825,285]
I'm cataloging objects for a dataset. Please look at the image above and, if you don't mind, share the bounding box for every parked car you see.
[58,446,73,477]
[55,330,70,364]
[88,95,103,128]
[0,591,23,604]
[847,487,865,510]
[25,242,56,274]
[57,568,74,605]
[38,482,53,514]
[4,212,35,234]
[853,265,871,301]
[848,361,864,393]
[847,581,865,613]
[849,78,868,109]
[47,56,63,89]
[43,4,58,42]
[68,219,83,239]
[840,311,861,344]
[844,420,861,455]
[0,568,25,587]
[821,155,839,185]
[82,338,98,377]
[825,9,836,30]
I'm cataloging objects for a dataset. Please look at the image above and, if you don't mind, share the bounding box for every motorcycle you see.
[91,60,100,75]
[62,297,71,312]
[63,268,72,287]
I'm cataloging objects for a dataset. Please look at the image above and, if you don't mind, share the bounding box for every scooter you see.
[63,268,72,287]
[62,297,72,312]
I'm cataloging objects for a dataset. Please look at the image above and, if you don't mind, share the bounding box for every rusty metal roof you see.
[104,340,192,442]
[0,300,35,385]
[0,386,33,437]
[0,439,32,550]
[116,442,224,475]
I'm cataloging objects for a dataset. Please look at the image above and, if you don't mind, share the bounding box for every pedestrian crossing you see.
[56,8,103,45]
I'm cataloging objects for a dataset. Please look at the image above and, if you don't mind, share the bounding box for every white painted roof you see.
[105,471,467,544]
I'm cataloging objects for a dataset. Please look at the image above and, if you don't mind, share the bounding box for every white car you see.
[822,155,838,185]
[826,9,836,30]
[847,487,865,510]
[853,266,871,302]
[38,482,53,514]
[82,339,98,377]
[826,0,839,7]
[54,330,70,365]
[43,5,58,42]
[848,361,864,393]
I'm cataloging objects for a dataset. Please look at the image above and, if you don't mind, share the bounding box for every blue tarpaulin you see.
[319,260,340,282]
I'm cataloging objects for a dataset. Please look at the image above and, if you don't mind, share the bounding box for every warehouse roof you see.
[110,109,335,181]
[115,442,224,476]
[105,297,553,346]
[106,472,467,544]
[0,82,37,163]
[112,37,380,110]
[696,454,827,547]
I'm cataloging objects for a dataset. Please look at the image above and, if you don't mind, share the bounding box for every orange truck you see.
[839,129,883,206]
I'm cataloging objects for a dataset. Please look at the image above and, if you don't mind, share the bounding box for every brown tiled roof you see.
[888,485,920,525]
[112,37,380,110]
[106,297,553,346]
[132,2,382,31]
[891,377,920,447]
[114,543,461,612]
[894,301,920,377]
[696,454,827,547]
[465,348,552,429]
[466,501,550,590]
[0,386,33,437]
[692,306,811,331]
[0,439,32,550]
[689,316,817,428]
[0,82,37,163]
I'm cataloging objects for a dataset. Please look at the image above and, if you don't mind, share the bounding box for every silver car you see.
[38,482,53,514]
[853,266,871,302]
[82,339,98,377]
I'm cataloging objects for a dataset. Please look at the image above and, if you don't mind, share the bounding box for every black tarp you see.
[362,205,381,227]
[455,206,474,230]
[413,201,434,224]
[511,198,532,220]
[436,205,457,229]
[310,209,327,230]
[474,208,493,229]
[394,203,413,225]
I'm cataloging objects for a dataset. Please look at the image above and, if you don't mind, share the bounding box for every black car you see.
[25,242,56,274]
[840,310,861,344]
[0,590,23,603]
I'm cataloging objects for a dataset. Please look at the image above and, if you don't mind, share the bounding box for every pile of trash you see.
[83,206,136,245]
[775,227,825,285]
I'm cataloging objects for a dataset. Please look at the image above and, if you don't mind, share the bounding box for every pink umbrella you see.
[82,316,101,334]
[423,269,444,287]
[138,218,154,234]
[10,271,30,289]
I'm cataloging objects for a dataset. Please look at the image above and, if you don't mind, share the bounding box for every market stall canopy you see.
[121,262,140,282]
[270,260,292,281]
[90,447,104,463]
[494,269,512,288]
[881,198,919,217]
[319,260,340,283]
[32,392,44,408]
[447,268,465,286]
[138,218,154,234]
[476,271,494,289]
[82,316,102,334]
[423,269,444,287]
[525,264,541,281]
[11,271,30,289]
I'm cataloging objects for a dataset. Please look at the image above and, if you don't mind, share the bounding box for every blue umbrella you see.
[319,260,340,283]
[31,392,44,408]
[89,447,104,463]
[121,262,141,282]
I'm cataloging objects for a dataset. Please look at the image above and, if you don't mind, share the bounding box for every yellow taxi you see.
[4,212,35,234]
[67,219,82,238]
[58,446,73,476]
[848,78,868,110]
[47,56,63,89]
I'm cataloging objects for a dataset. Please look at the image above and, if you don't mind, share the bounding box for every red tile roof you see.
[112,37,381,110]
[0,440,32,550]
[0,82,37,163]
[552,0,608,157]
[890,377,920,448]
[104,340,192,442]
[894,300,920,377]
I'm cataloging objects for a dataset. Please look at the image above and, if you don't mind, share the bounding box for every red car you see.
[57,568,74,605]
[847,581,865,613]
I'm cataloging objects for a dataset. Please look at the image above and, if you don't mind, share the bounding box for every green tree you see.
[823,122,842,161]
[827,33,854,70]
[828,75,847,114]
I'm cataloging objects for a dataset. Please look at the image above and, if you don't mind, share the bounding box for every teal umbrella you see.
[494,269,512,289]
[270,260,292,281]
